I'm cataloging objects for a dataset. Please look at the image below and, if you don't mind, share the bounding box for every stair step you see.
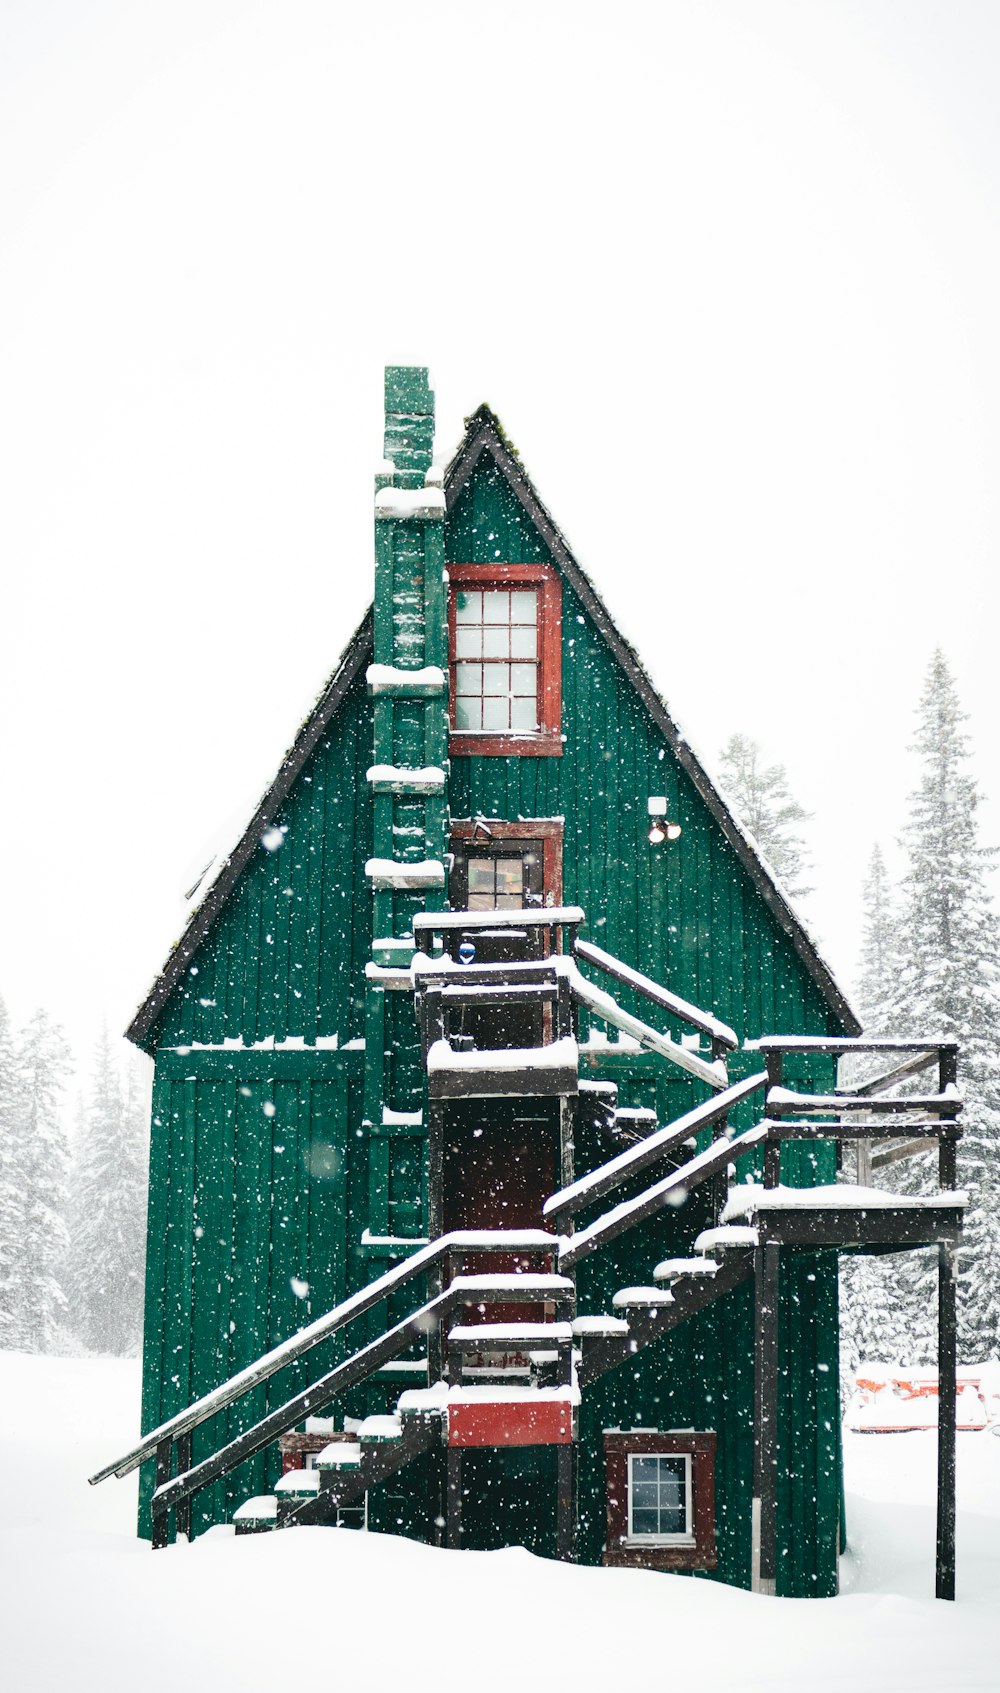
[652,1257,719,1282]
[357,1414,403,1444]
[397,1384,449,1417]
[448,1322,573,1348]
[450,1273,575,1301]
[694,1224,759,1254]
[274,1468,321,1496]
[570,1314,630,1337]
[232,1494,278,1531]
[315,1442,363,1471]
[613,1106,658,1124]
[611,1286,676,1309]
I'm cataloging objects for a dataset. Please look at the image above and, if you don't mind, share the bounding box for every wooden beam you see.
[937,1243,958,1601]
[752,1241,780,1595]
[556,1442,578,1562]
[447,1447,463,1549]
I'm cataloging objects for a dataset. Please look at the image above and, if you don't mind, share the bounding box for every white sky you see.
[2,0,999,1075]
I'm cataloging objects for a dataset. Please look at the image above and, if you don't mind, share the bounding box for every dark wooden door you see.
[443,1105,557,1321]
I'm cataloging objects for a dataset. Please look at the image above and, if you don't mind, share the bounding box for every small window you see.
[627,1452,692,1545]
[603,1431,716,1570]
[448,564,561,756]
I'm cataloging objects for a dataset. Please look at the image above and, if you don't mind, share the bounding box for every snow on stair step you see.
[357,1414,403,1443]
[448,1322,574,1347]
[611,1286,676,1309]
[315,1442,363,1471]
[233,1494,277,1523]
[449,1273,574,1299]
[694,1224,759,1253]
[571,1314,630,1336]
[274,1469,321,1495]
[652,1257,719,1282]
[397,1383,449,1417]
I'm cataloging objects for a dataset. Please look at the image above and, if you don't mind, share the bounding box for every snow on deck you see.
[5,1351,1000,1693]
[722,1184,968,1222]
[427,1036,578,1074]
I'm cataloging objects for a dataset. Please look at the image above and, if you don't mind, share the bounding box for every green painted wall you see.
[138,452,846,1595]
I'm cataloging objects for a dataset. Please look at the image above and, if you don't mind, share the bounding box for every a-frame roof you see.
[127,406,859,1048]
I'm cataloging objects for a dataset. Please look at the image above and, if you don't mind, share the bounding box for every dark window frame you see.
[448,562,562,757]
[603,1430,717,1571]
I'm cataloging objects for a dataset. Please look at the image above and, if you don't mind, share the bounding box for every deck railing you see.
[89,1230,558,1547]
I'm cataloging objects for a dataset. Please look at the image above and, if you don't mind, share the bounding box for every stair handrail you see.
[567,957,728,1091]
[149,1281,459,1532]
[544,1071,768,1226]
[573,938,739,1054]
[89,1228,558,1486]
[559,1122,770,1270]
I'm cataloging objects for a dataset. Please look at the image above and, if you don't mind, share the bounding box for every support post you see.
[936,1241,957,1601]
[752,1240,780,1594]
[175,1431,192,1541]
[151,1437,172,1550]
[446,1446,463,1549]
[938,1045,959,1191]
[559,1095,575,1192]
[556,1442,578,1562]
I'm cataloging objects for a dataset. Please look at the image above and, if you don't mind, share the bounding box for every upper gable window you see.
[448,562,562,757]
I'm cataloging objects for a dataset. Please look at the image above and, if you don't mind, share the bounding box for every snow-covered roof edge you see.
[128,400,859,1050]
[445,406,860,1038]
[125,610,374,1050]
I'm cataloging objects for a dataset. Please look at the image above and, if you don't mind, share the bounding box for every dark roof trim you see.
[126,611,374,1050]
[445,407,861,1036]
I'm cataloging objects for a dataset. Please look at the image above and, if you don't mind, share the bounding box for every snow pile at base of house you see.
[2,1350,999,1693]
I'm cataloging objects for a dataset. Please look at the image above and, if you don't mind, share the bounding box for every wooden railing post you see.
[763,1052,782,1188]
[752,1239,780,1594]
[175,1432,192,1541]
[152,1437,172,1550]
[938,1045,959,1190]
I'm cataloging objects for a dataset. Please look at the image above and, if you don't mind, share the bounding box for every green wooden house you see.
[94,367,965,1600]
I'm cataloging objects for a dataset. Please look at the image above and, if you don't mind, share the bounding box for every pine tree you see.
[68,1030,149,1355]
[855,844,900,1031]
[0,996,27,1347]
[718,733,814,898]
[13,1009,72,1351]
[861,654,1000,1364]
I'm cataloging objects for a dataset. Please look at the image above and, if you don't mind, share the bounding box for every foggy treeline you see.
[0,1002,148,1357]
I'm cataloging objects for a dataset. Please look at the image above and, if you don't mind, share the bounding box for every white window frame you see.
[626,1450,694,1547]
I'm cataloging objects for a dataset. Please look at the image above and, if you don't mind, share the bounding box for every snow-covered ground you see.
[2,1351,998,1693]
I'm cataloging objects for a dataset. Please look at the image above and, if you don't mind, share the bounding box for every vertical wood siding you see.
[140,454,846,1592]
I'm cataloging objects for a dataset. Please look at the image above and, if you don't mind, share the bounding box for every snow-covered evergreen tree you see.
[13,1009,72,1351]
[855,844,900,1030]
[68,1029,149,1355]
[0,996,27,1347]
[718,732,813,898]
[844,655,1000,1367]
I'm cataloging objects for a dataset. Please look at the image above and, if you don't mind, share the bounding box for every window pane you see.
[482,663,508,696]
[631,1457,660,1482]
[510,695,538,731]
[510,590,537,623]
[455,697,481,731]
[455,663,482,697]
[494,858,524,896]
[482,590,509,624]
[468,860,496,895]
[455,590,481,622]
[482,625,510,659]
[454,626,481,658]
[631,1482,659,1509]
[482,695,507,731]
[510,625,537,659]
[468,892,495,910]
[511,662,537,695]
[630,1509,659,1538]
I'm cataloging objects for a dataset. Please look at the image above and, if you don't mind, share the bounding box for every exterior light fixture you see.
[647,796,682,845]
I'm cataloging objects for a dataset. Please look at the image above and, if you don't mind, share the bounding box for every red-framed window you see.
[602,1430,717,1571]
[448,562,562,757]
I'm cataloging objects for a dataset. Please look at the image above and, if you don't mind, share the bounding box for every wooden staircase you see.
[90,914,967,1598]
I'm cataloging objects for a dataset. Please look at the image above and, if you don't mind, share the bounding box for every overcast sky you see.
[2,0,999,1075]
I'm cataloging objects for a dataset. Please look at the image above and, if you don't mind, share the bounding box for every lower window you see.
[603,1431,716,1570]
